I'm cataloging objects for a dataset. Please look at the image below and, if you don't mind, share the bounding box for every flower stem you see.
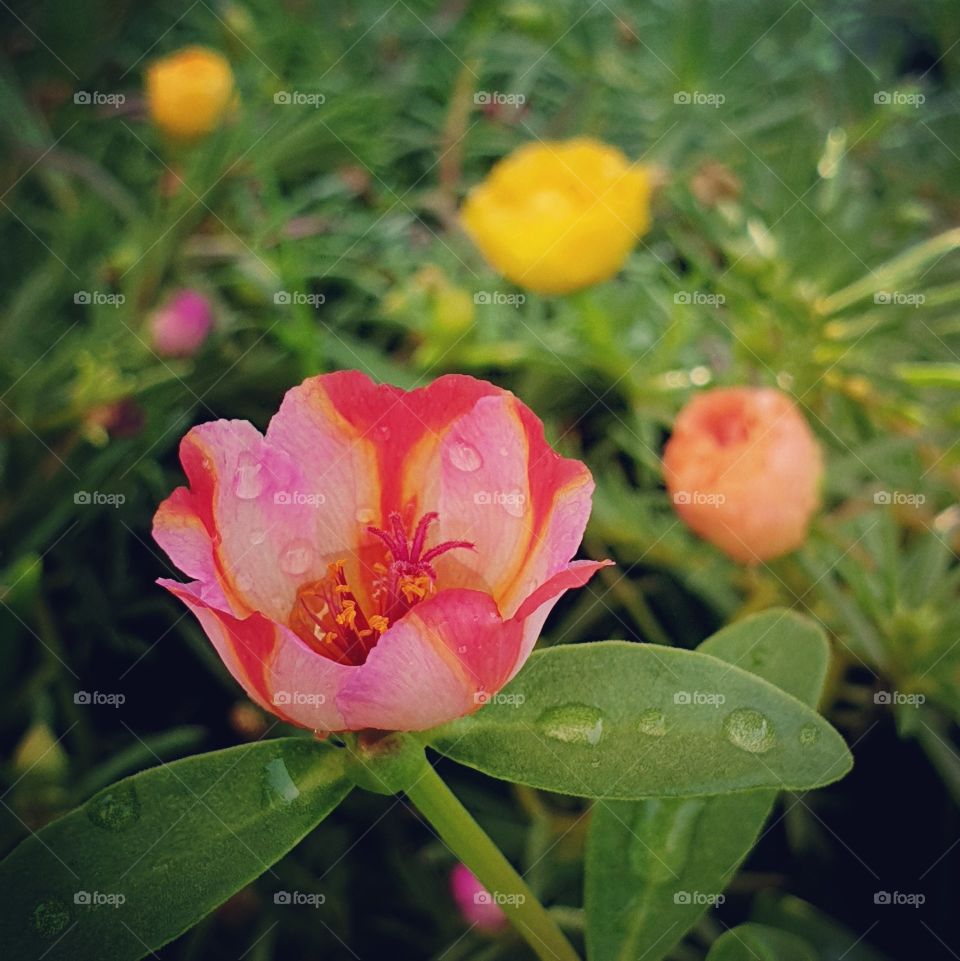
[406,762,581,961]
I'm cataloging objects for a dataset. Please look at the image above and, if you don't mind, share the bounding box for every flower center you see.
[288,511,473,666]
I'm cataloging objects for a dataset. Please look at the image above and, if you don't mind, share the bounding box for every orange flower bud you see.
[663,387,823,564]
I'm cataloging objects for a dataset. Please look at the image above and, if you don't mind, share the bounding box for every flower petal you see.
[336,589,524,731]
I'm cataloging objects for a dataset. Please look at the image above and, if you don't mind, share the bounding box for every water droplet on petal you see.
[33,899,71,939]
[87,782,140,832]
[538,704,604,746]
[449,440,483,472]
[279,539,314,576]
[355,507,376,525]
[263,758,300,804]
[637,708,667,737]
[250,529,267,546]
[499,446,508,457]
[799,723,820,746]
[723,708,776,754]
[233,451,264,500]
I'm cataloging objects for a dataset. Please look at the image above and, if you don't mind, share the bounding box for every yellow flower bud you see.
[145,46,236,142]
[461,137,653,295]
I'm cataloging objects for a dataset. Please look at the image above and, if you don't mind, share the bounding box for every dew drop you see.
[32,898,70,939]
[799,724,820,746]
[356,507,376,525]
[250,529,267,546]
[723,708,776,754]
[538,704,604,746]
[233,452,264,500]
[263,758,300,804]
[449,440,483,472]
[279,539,314,575]
[637,708,667,737]
[87,781,140,832]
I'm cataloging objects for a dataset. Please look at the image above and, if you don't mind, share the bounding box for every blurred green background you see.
[2,0,960,957]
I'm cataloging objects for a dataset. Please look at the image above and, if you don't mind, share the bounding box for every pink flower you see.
[149,289,213,358]
[450,863,507,933]
[663,387,823,564]
[153,372,609,732]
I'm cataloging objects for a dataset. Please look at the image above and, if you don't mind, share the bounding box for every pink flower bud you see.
[149,290,213,358]
[449,863,507,933]
[663,387,823,564]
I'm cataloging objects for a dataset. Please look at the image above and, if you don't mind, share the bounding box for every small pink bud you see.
[149,290,213,358]
[663,387,823,564]
[449,863,507,933]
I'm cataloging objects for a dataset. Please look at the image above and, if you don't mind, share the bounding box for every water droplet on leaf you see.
[263,757,300,803]
[87,781,140,832]
[32,899,70,939]
[538,704,604,746]
[799,723,820,746]
[637,708,667,737]
[723,708,776,754]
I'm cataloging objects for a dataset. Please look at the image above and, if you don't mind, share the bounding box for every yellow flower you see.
[460,137,652,295]
[145,46,235,142]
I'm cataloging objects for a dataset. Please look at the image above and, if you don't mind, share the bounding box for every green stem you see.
[405,762,581,961]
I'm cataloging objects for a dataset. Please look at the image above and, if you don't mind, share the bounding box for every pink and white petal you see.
[509,559,613,673]
[160,578,350,731]
[417,394,535,601]
[175,420,326,622]
[336,589,524,731]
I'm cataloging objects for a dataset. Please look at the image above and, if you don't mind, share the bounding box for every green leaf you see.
[585,611,833,961]
[0,738,350,961]
[706,922,818,961]
[429,637,850,799]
